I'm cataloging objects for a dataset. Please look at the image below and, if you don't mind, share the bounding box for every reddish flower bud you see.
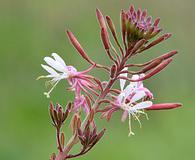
[96,8,107,29]
[143,33,172,51]
[159,50,178,60]
[131,59,173,82]
[110,64,117,78]
[106,16,117,38]
[131,39,146,54]
[153,17,160,27]
[146,103,182,110]
[141,58,163,73]
[121,10,127,45]
[101,27,110,50]
[67,30,94,65]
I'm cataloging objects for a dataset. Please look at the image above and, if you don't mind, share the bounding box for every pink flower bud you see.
[146,103,182,110]
[143,33,172,51]
[159,50,178,60]
[141,58,163,73]
[67,30,94,65]
[101,27,110,50]
[96,8,107,29]
[131,59,173,82]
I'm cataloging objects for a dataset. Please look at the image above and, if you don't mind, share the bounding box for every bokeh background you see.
[0,0,194,159]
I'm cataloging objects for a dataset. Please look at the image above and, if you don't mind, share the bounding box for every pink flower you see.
[117,68,153,136]
[38,53,98,99]
[74,95,90,113]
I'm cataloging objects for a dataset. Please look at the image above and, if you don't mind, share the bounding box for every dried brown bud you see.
[60,132,65,148]
[70,114,78,134]
[95,128,106,144]
[88,109,95,123]
[50,153,56,160]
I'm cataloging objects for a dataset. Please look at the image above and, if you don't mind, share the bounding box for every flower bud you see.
[67,30,94,65]
[146,103,182,110]
[131,59,173,82]
[96,8,107,29]
[101,27,110,50]
[110,64,117,78]
[141,58,163,73]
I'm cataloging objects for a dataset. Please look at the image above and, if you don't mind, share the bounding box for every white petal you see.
[133,101,153,110]
[130,91,146,103]
[131,74,139,80]
[41,64,59,77]
[44,57,66,73]
[119,67,128,91]
[124,84,134,99]
[118,92,125,104]
[51,53,66,67]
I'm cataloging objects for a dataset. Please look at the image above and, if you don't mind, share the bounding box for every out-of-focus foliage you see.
[0,0,193,159]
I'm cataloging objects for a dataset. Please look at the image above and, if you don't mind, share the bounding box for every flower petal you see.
[130,91,146,103]
[41,64,59,77]
[51,53,66,67]
[124,84,134,99]
[44,57,66,73]
[121,111,128,122]
[133,101,153,110]
[117,92,125,104]
[119,67,128,91]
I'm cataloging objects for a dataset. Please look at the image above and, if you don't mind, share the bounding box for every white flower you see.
[37,53,76,98]
[118,68,153,136]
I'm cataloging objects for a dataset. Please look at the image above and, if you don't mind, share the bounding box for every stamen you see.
[36,75,46,80]
[128,113,135,137]
[132,112,142,128]
[43,80,60,98]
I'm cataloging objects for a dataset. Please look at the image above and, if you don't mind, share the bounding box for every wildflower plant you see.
[38,5,182,160]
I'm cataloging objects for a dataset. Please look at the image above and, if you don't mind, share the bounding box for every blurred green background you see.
[0,0,194,159]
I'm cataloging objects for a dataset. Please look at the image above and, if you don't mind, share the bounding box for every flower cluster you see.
[38,4,182,160]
